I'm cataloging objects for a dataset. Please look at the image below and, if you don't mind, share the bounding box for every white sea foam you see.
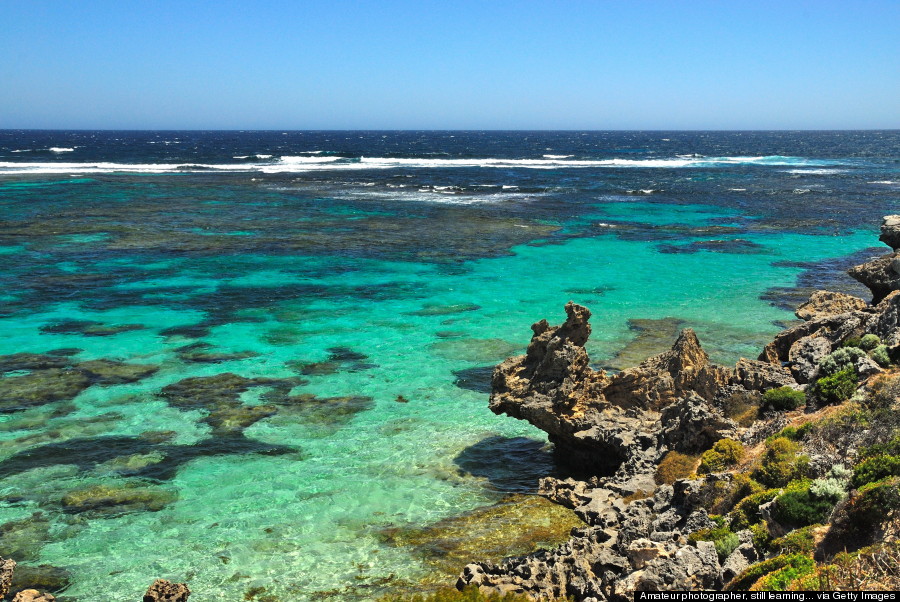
[783,168,846,175]
[0,155,848,175]
[869,180,897,185]
[10,149,30,153]
[49,147,75,153]
[542,154,573,159]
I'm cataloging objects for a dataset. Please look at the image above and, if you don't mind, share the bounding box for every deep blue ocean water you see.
[0,131,897,600]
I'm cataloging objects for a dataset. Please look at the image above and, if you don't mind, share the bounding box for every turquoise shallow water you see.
[0,130,897,600]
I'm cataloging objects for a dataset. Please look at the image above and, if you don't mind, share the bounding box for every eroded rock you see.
[143,579,191,602]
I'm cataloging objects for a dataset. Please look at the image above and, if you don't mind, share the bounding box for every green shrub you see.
[698,438,745,474]
[845,477,900,530]
[851,454,900,488]
[773,481,837,527]
[753,437,809,488]
[859,334,882,351]
[818,348,866,377]
[769,423,815,442]
[689,523,740,561]
[754,554,815,590]
[771,525,817,554]
[811,368,858,405]
[870,345,891,368]
[762,386,806,411]
[841,337,862,349]
[729,489,781,529]
[727,554,813,590]
[750,521,772,551]
[860,432,900,459]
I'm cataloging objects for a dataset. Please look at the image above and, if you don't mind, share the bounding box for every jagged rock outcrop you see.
[795,290,868,321]
[462,217,900,601]
[143,579,191,602]
[490,302,793,475]
[0,557,15,600]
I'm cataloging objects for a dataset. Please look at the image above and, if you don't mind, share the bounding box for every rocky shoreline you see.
[457,216,900,599]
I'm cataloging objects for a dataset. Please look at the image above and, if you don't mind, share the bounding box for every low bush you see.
[689,523,739,561]
[870,345,891,368]
[773,481,838,527]
[654,451,698,485]
[818,348,866,377]
[753,437,809,488]
[769,423,814,442]
[729,489,780,530]
[851,454,900,488]
[762,386,806,411]
[859,334,881,351]
[845,477,900,530]
[727,553,813,591]
[811,368,858,405]
[771,525,817,554]
[698,439,745,474]
[753,554,815,591]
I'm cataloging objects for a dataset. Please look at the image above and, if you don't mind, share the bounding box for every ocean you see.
[0,130,897,600]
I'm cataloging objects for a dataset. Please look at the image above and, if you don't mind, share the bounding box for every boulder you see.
[143,579,191,602]
[795,290,868,321]
[787,336,832,383]
[0,557,15,599]
[732,358,796,391]
[11,591,55,602]
[879,215,900,250]
[849,251,900,304]
[660,394,735,453]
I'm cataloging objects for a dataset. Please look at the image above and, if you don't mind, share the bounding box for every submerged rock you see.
[143,579,191,602]
[61,482,178,517]
[0,369,92,413]
[7,564,71,599]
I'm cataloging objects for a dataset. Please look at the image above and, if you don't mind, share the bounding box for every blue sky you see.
[1,1,898,129]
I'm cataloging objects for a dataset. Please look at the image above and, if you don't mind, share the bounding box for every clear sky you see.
[1,0,898,130]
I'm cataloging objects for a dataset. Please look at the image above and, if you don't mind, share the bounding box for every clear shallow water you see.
[0,131,897,600]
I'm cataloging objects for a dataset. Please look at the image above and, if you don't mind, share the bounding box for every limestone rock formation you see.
[795,290,868,321]
[879,214,900,250]
[143,579,191,602]
[0,557,15,600]
[11,591,55,602]
[849,251,900,305]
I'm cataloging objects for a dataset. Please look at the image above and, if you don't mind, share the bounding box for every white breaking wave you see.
[783,168,847,175]
[869,180,898,185]
[49,147,75,153]
[0,155,847,175]
[542,154,573,159]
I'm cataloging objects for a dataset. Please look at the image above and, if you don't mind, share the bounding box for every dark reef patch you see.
[288,347,376,376]
[602,317,686,371]
[0,434,298,483]
[658,238,767,255]
[40,320,145,337]
[762,246,879,310]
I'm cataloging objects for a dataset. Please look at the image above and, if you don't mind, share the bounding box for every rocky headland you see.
[457,216,900,599]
